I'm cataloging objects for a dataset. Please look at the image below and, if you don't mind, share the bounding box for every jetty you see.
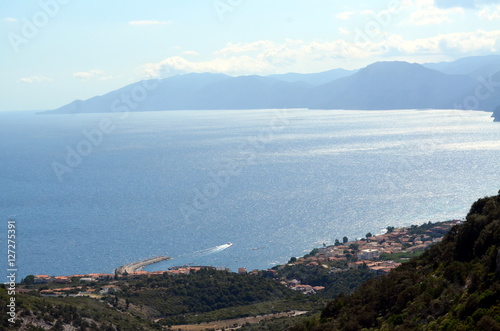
[115,256,171,275]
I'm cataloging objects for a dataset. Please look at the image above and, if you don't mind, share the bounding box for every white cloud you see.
[140,39,367,77]
[335,11,356,20]
[140,55,275,77]
[129,20,172,25]
[2,17,17,23]
[139,30,500,77]
[73,69,105,80]
[387,30,500,54]
[18,76,52,83]
[477,5,500,20]
[405,0,464,25]
[216,40,308,67]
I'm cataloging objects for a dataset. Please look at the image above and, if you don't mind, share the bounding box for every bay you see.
[1,109,499,278]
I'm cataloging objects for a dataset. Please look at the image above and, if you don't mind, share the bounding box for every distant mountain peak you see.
[360,61,431,74]
[45,55,500,114]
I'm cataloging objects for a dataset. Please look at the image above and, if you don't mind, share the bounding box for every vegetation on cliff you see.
[292,192,500,330]
[0,287,158,330]
[107,268,309,325]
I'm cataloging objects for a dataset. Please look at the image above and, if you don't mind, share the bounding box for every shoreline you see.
[26,219,464,284]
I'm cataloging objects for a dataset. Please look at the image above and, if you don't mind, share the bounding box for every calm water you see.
[1,109,499,278]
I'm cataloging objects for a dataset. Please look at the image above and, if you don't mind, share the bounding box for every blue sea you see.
[1,109,499,279]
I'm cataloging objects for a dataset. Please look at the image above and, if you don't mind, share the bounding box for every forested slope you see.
[294,192,500,331]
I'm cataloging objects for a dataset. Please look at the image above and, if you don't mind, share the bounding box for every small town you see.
[274,219,463,294]
[21,220,463,298]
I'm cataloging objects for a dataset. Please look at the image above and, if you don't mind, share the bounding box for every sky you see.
[1,0,500,111]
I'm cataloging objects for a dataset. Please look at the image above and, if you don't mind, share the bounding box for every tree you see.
[349,243,359,251]
[343,236,348,244]
[22,275,35,285]
[386,226,395,233]
[334,239,340,246]
[366,232,372,238]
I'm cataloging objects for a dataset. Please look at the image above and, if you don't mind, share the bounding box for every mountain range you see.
[47,55,500,117]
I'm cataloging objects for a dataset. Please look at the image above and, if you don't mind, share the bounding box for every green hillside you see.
[0,287,158,330]
[1,268,312,330]
[293,192,500,331]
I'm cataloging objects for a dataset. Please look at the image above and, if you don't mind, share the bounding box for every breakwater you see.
[115,256,171,275]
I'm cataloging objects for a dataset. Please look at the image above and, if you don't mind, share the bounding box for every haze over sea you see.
[1,109,499,278]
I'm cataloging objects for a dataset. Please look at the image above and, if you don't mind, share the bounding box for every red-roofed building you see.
[34,275,52,284]
[54,276,70,284]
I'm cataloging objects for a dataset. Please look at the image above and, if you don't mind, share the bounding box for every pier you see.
[115,256,171,275]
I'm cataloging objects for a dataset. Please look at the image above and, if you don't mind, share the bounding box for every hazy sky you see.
[1,0,499,111]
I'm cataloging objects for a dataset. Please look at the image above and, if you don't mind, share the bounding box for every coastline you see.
[13,218,469,329]
[25,219,463,287]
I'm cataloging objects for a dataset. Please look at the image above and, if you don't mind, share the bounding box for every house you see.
[41,286,82,297]
[357,249,381,260]
[368,261,401,274]
[34,275,52,284]
[87,273,114,281]
[292,285,315,294]
[54,276,70,284]
[100,285,121,294]
[249,269,260,275]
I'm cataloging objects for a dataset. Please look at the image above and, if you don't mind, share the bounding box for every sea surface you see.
[1,109,499,278]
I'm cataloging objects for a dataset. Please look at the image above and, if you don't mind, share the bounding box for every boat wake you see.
[176,242,233,259]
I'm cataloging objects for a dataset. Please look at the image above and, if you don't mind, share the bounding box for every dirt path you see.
[167,310,308,330]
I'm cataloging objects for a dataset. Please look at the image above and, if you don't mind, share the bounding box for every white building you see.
[358,249,381,260]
